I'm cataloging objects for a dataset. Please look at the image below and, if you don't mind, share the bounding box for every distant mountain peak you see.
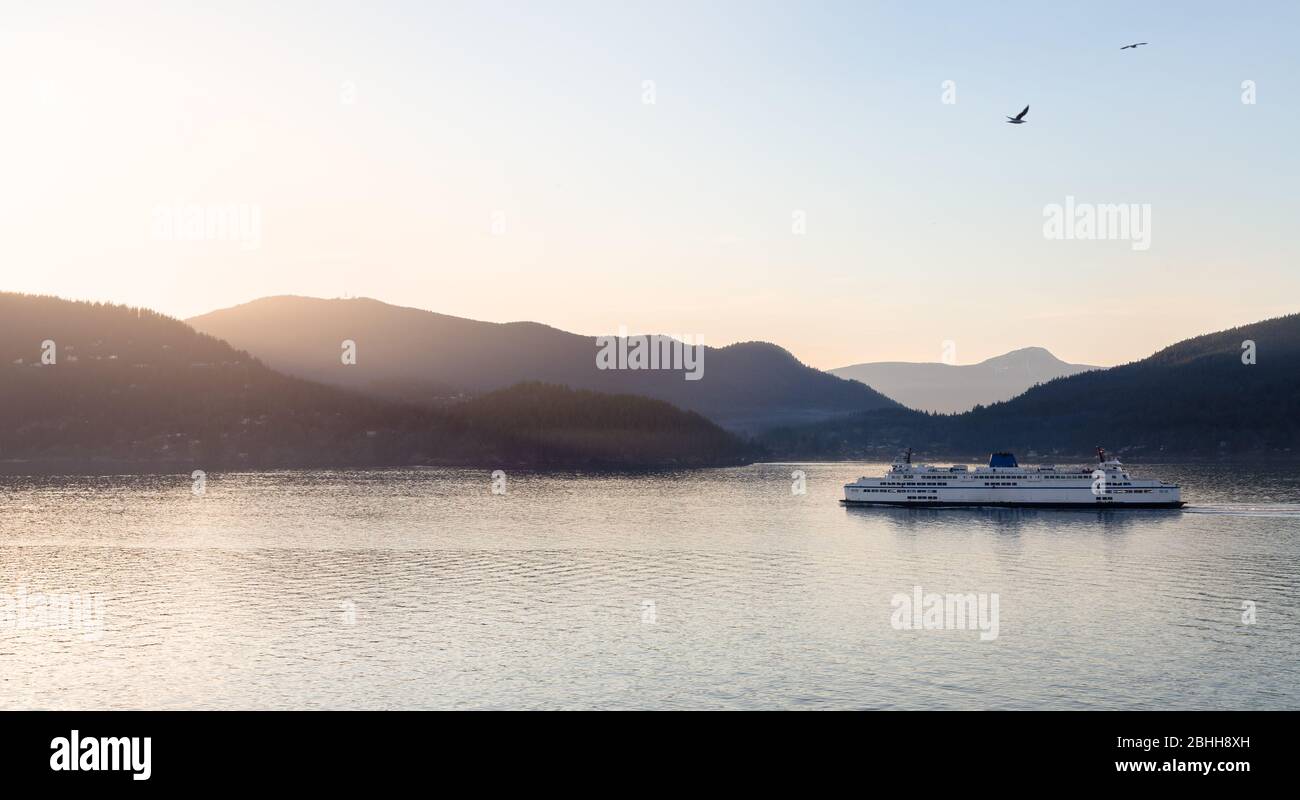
[830,346,1098,414]
[983,345,1057,362]
[977,346,1081,373]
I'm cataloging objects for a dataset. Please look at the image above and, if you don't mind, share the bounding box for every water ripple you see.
[1,462,1298,709]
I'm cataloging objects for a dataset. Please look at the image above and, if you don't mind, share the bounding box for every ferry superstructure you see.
[842,449,1183,508]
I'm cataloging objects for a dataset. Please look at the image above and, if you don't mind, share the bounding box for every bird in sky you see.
[1006,105,1029,124]
[1120,42,1148,49]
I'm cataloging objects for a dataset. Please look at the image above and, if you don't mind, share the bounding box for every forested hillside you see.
[764,313,1300,461]
[0,294,756,472]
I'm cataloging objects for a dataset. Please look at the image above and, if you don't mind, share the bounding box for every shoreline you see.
[6,454,1300,478]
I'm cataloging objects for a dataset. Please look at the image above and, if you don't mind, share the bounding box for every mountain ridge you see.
[187,295,901,432]
[0,292,757,473]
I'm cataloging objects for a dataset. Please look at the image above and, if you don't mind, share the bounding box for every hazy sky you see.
[3,1,1297,368]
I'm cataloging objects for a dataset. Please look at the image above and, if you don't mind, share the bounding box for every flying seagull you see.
[1006,105,1029,124]
[1120,42,1148,49]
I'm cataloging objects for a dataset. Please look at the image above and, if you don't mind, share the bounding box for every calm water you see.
[2,462,1299,709]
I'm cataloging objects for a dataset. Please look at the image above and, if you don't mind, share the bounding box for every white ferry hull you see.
[841,498,1184,509]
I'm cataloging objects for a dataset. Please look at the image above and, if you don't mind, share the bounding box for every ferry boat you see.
[842,448,1183,508]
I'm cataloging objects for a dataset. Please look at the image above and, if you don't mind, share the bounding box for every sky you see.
[2,0,1297,369]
